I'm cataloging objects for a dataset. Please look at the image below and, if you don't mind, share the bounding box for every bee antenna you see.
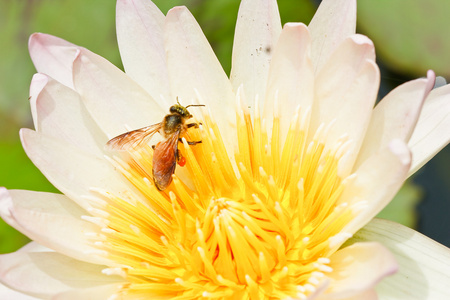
[176,97,181,105]
[185,104,205,108]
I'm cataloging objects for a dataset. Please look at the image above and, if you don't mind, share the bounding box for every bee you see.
[106,102,204,191]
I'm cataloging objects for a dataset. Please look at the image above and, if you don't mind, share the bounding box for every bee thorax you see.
[163,114,183,135]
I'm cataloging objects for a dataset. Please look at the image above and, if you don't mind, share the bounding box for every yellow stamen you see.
[90,96,357,299]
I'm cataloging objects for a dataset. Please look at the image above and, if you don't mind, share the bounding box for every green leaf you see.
[376,180,422,228]
[358,0,450,78]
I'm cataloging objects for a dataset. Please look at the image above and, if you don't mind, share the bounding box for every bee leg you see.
[186,122,202,129]
[178,138,202,145]
[176,149,187,167]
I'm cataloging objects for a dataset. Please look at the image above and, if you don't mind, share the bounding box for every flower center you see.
[92,96,356,299]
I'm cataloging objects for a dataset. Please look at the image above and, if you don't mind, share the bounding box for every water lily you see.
[1,0,450,299]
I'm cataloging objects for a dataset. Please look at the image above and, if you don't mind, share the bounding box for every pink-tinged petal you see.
[312,35,378,175]
[20,129,144,210]
[264,23,314,143]
[0,248,122,299]
[28,33,78,88]
[164,7,236,152]
[28,73,47,130]
[116,0,171,105]
[72,49,166,138]
[323,242,397,299]
[0,190,47,250]
[0,187,25,234]
[408,83,450,176]
[0,282,39,300]
[355,71,436,171]
[308,0,357,73]
[339,140,411,239]
[0,189,112,266]
[352,218,450,300]
[230,0,282,107]
[29,74,107,156]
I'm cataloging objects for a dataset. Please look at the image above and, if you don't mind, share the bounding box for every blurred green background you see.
[0,0,449,253]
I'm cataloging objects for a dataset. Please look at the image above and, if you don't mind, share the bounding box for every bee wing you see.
[152,130,180,190]
[105,123,162,151]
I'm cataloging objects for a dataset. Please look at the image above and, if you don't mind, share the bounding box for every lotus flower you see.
[1,0,450,299]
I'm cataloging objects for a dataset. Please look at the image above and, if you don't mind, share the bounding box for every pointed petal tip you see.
[426,69,436,89]
[28,32,44,46]
[28,33,79,88]
[28,32,46,54]
[165,7,194,37]
[423,70,437,104]
[73,48,84,61]
[0,187,8,201]
[281,22,311,40]
[19,128,34,148]
[71,49,88,78]
[351,34,374,46]
[29,73,48,98]
[167,5,188,15]
[388,139,411,166]
[0,188,13,224]
[427,70,436,84]
[28,33,61,50]
[309,0,357,69]
[283,22,308,30]
[427,69,435,79]
[31,73,48,82]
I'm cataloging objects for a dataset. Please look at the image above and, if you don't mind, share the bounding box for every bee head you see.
[170,104,192,118]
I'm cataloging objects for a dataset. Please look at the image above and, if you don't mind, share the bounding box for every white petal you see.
[352,218,450,300]
[116,0,171,105]
[324,242,397,299]
[312,35,378,175]
[408,83,450,176]
[307,280,331,300]
[16,242,50,253]
[0,282,39,300]
[0,189,112,266]
[28,33,78,89]
[339,289,378,300]
[53,283,121,300]
[0,248,122,299]
[355,71,435,171]
[164,6,236,153]
[339,140,411,239]
[29,74,107,156]
[308,0,357,73]
[230,0,282,107]
[72,49,166,138]
[20,129,144,210]
[263,23,314,143]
